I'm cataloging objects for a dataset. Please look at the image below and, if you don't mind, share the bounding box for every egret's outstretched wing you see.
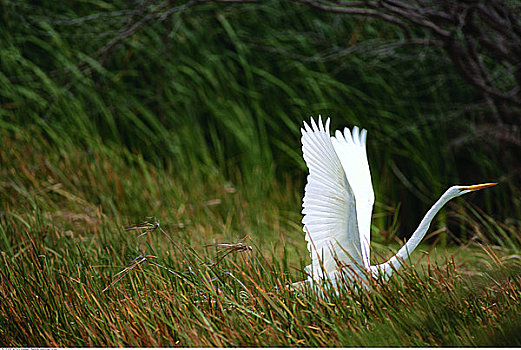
[301,116,363,278]
[331,127,375,268]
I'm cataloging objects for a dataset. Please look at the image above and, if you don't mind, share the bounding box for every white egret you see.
[297,116,496,290]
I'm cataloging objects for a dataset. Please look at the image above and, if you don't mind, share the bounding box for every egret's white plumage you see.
[331,125,374,268]
[302,117,363,276]
[299,116,496,290]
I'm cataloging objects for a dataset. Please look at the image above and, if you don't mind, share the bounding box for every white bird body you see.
[298,116,496,291]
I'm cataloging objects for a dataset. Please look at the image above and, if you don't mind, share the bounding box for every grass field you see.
[1,128,520,347]
[1,0,521,347]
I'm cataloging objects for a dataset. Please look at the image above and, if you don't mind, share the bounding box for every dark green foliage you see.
[1,0,520,346]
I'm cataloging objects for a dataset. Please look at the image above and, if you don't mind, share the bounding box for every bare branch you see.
[72,0,521,115]
[296,0,413,37]
[380,0,450,38]
[294,0,521,109]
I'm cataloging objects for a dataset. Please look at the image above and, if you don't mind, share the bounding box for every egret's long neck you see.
[375,190,454,279]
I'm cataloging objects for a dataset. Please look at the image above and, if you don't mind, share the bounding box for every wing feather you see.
[331,126,375,268]
[301,116,364,278]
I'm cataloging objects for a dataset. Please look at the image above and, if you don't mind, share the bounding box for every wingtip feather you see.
[352,126,360,145]
[311,117,319,132]
[360,128,368,146]
[343,127,352,144]
[303,120,311,133]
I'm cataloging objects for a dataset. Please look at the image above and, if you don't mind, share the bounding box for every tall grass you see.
[1,1,510,215]
[1,128,520,346]
[1,0,520,346]
[1,194,521,346]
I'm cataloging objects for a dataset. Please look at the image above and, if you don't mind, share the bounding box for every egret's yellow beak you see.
[460,183,497,191]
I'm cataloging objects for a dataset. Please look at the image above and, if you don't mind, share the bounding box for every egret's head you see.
[452,183,497,197]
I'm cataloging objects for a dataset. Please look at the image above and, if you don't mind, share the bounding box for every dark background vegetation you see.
[2,0,519,235]
[1,0,520,346]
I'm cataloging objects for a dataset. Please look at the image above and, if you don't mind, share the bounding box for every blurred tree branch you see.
[79,0,258,69]
[92,0,200,66]
[88,0,520,123]
[295,0,521,123]
[27,0,513,130]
